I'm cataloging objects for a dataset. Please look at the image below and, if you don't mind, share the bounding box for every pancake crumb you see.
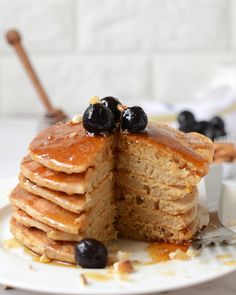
[116,250,132,262]
[39,254,51,263]
[69,132,77,138]
[71,114,82,124]
[28,264,36,271]
[89,96,101,105]
[169,249,189,261]
[113,260,134,273]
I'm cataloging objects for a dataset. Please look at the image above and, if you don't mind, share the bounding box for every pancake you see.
[29,121,116,173]
[10,219,75,264]
[12,206,54,233]
[19,173,114,213]
[117,199,197,230]
[115,122,213,242]
[9,120,214,249]
[118,123,214,184]
[12,207,116,244]
[116,187,198,215]
[10,185,84,234]
[12,207,82,241]
[117,216,199,243]
[10,185,116,235]
[117,170,196,201]
[21,155,114,195]
[118,152,202,186]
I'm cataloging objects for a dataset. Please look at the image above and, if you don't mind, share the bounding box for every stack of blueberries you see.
[177,111,227,141]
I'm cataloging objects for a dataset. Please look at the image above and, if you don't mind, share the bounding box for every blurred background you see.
[1,0,236,177]
[0,0,236,115]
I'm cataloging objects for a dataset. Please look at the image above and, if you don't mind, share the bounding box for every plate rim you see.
[1,258,236,295]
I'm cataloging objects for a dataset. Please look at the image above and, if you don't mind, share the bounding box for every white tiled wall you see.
[0,0,235,115]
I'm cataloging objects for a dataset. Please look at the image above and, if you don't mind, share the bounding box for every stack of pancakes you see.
[10,121,117,263]
[116,123,213,242]
[9,121,213,264]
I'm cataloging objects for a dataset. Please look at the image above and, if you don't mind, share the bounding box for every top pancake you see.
[29,121,115,173]
[118,123,214,176]
[29,121,213,176]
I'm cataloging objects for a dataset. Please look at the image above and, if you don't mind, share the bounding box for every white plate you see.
[1,177,236,295]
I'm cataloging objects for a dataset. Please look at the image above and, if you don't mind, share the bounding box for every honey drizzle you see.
[83,272,112,282]
[3,238,76,268]
[29,121,112,167]
[11,185,81,232]
[3,239,196,277]
[30,121,207,171]
[146,242,190,264]
[2,238,22,249]
[21,155,87,184]
[24,246,77,268]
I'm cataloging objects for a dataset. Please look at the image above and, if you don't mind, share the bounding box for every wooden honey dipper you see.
[6,29,68,127]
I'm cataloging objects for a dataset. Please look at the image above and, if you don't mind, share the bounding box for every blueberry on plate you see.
[101,96,122,122]
[120,106,148,132]
[75,238,108,268]
[210,116,225,130]
[82,103,115,134]
[177,110,195,125]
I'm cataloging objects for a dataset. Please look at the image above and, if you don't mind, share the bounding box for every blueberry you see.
[75,238,108,268]
[82,103,115,134]
[204,124,216,140]
[214,128,226,139]
[101,96,122,122]
[177,111,195,125]
[194,121,209,134]
[210,116,225,130]
[179,123,195,133]
[120,106,148,132]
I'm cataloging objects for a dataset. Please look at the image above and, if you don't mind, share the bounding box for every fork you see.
[192,164,236,249]
[192,211,236,249]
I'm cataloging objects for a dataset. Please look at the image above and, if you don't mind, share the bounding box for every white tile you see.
[0,55,45,115]
[0,55,149,115]
[229,0,236,49]
[152,54,236,103]
[78,0,228,51]
[0,0,74,52]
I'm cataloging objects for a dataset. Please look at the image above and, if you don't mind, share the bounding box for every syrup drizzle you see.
[29,122,112,168]
[146,242,190,263]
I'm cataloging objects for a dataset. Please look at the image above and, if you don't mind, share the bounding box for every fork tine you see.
[192,233,236,249]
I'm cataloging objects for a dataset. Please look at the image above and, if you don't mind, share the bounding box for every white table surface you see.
[1,116,236,295]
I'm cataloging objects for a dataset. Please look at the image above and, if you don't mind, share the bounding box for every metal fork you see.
[192,164,236,249]
[192,211,236,249]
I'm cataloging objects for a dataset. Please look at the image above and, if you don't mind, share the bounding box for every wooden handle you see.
[6,30,55,113]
